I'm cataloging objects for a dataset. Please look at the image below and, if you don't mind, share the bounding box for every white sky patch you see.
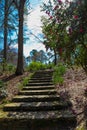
[10,44,18,49]
[27,5,45,34]
[25,3,47,57]
[24,42,46,57]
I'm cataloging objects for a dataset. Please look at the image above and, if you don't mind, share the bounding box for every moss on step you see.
[0,99,11,118]
[0,110,8,118]
[76,122,86,130]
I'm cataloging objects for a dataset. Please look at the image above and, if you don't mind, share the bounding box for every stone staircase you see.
[0,70,77,130]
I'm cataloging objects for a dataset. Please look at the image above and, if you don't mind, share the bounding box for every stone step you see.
[34,72,53,75]
[23,86,55,90]
[33,73,53,77]
[32,73,53,77]
[31,76,52,80]
[0,110,76,130]
[19,90,57,95]
[35,70,53,74]
[12,95,60,102]
[26,83,53,86]
[29,80,52,83]
[5,110,76,124]
[32,75,52,78]
[4,101,72,112]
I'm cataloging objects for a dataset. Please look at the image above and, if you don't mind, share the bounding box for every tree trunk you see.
[15,0,25,75]
[4,0,8,61]
[54,50,57,65]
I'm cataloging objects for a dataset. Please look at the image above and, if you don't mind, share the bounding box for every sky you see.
[0,0,67,57]
[23,0,49,57]
[0,0,49,57]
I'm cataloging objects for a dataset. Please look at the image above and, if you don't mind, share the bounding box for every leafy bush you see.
[54,64,66,76]
[53,63,66,85]
[7,64,15,72]
[0,60,15,73]
[26,62,55,72]
[26,62,47,72]
[46,63,54,69]
[53,76,64,85]
[22,77,30,86]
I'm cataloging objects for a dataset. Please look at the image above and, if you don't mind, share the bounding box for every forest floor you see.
[0,68,87,129]
[0,71,30,101]
[56,68,87,129]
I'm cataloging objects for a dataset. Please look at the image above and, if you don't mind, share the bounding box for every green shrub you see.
[26,62,47,72]
[0,60,15,73]
[53,63,66,85]
[53,76,64,85]
[18,73,33,90]
[54,64,66,76]
[7,64,15,72]
[26,62,55,72]
[46,63,54,69]
[22,77,29,86]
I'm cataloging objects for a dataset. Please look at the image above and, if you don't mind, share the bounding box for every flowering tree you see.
[65,0,87,72]
[41,0,87,73]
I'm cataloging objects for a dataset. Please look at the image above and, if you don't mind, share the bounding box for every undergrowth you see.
[0,80,7,100]
[26,62,54,72]
[53,63,66,85]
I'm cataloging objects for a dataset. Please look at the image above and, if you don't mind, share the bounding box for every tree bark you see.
[54,49,57,65]
[4,0,8,61]
[15,0,25,75]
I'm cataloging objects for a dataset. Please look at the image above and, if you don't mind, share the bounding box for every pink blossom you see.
[80,28,83,33]
[74,15,78,19]
[69,27,72,34]
[46,11,48,14]
[54,5,59,10]
[58,0,62,4]
[46,11,50,15]
[50,16,53,19]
